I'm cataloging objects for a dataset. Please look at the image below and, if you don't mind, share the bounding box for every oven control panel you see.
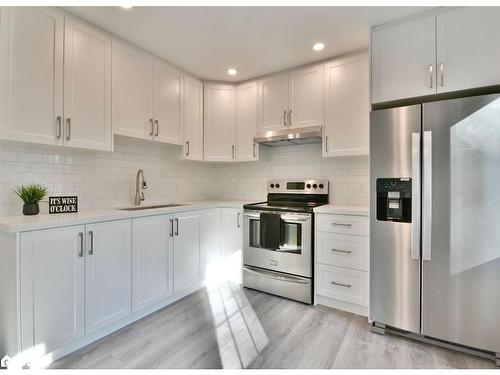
[267,179,329,194]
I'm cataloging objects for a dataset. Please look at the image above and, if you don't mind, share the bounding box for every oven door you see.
[243,210,312,277]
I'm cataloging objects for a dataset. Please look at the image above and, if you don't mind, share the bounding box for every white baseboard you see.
[316,294,369,317]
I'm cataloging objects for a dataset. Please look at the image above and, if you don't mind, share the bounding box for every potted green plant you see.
[14,184,48,216]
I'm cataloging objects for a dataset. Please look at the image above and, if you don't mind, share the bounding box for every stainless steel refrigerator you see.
[370,93,500,359]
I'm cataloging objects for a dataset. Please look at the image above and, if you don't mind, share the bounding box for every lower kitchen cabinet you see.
[173,212,201,293]
[200,209,222,285]
[85,220,132,333]
[132,215,173,312]
[20,225,85,356]
[221,208,243,281]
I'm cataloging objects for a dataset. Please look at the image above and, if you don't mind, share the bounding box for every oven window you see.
[249,219,302,254]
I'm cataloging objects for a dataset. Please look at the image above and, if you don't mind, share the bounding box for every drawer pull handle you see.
[331,281,352,288]
[331,222,352,227]
[330,248,352,254]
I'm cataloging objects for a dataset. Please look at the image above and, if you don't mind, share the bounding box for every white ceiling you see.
[64,6,434,82]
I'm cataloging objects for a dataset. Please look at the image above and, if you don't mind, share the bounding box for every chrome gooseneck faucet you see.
[135,169,147,205]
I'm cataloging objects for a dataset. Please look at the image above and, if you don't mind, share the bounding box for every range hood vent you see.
[254,125,323,147]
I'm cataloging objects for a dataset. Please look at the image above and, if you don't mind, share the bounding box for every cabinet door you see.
[132,215,173,312]
[288,64,324,128]
[324,53,369,157]
[436,8,500,93]
[0,7,63,145]
[371,16,436,103]
[64,18,112,151]
[20,226,85,355]
[258,73,288,131]
[173,212,201,293]
[204,83,235,161]
[154,58,183,145]
[235,81,259,161]
[85,220,132,334]
[200,209,222,286]
[112,40,154,140]
[183,75,204,160]
[221,208,243,282]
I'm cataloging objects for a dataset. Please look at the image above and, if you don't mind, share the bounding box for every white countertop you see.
[313,204,369,216]
[0,201,246,234]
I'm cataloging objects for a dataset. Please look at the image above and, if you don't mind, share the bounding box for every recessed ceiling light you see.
[313,42,325,51]
[121,5,133,9]
[227,68,237,76]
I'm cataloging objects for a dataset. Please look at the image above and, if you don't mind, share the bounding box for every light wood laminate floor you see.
[52,282,496,369]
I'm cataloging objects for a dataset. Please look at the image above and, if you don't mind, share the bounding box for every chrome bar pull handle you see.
[330,248,352,254]
[175,218,179,236]
[411,132,421,261]
[331,281,352,288]
[325,135,328,153]
[232,144,235,159]
[253,143,256,158]
[88,230,94,255]
[288,110,292,126]
[422,131,432,261]
[66,118,71,141]
[56,116,62,139]
[283,110,287,126]
[149,118,154,137]
[169,219,174,237]
[429,64,433,89]
[78,232,84,257]
[155,119,159,137]
[185,141,190,156]
[439,63,444,87]
[331,222,352,228]
[237,212,241,228]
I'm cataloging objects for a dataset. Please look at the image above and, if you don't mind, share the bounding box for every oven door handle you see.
[244,213,260,219]
[244,267,310,284]
[280,215,310,222]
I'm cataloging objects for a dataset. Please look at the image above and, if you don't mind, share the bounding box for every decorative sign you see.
[49,196,78,214]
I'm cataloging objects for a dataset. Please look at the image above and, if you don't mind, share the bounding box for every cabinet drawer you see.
[316,214,369,236]
[317,232,369,271]
[316,264,368,306]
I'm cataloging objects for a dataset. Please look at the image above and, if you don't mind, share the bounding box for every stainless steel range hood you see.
[254,125,323,147]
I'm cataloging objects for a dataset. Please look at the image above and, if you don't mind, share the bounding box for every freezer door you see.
[422,94,500,353]
[370,104,422,333]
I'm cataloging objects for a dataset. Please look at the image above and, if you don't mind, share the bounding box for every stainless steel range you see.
[242,179,329,304]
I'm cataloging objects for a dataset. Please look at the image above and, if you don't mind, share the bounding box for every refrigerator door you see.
[422,94,500,353]
[370,104,422,333]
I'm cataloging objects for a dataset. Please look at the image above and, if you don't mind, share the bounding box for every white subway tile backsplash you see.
[0,137,369,216]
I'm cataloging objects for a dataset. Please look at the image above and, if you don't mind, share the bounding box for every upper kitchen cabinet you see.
[0,7,64,146]
[204,83,236,161]
[258,65,324,131]
[0,8,113,151]
[112,40,155,141]
[64,17,112,151]
[371,15,436,104]
[258,73,289,131]
[323,53,369,157]
[154,58,183,145]
[288,64,324,128]
[235,81,259,161]
[436,7,500,93]
[182,75,204,161]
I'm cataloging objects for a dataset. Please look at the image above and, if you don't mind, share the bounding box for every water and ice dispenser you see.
[376,178,412,223]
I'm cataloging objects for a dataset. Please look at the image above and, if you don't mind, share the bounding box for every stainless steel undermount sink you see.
[118,204,186,211]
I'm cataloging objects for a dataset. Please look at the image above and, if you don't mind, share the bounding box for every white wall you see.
[0,138,368,217]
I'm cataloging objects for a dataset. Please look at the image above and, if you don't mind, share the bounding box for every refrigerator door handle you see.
[422,130,432,261]
[411,132,421,261]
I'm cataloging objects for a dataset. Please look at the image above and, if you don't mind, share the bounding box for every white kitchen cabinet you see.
[20,225,85,355]
[183,75,204,160]
[436,7,500,93]
[200,209,222,285]
[288,64,324,128]
[131,215,173,312]
[258,73,289,131]
[0,7,64,146]
[371,15,436,104]
[85,220,132,334]
[154,58,183,145]
[64,17,112,151]
[235,81,259,161]
[221,208,243,281]
[173,212,201,293]
[204,83,236,161]
[323,53,369,157]
[112,39,155,141]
